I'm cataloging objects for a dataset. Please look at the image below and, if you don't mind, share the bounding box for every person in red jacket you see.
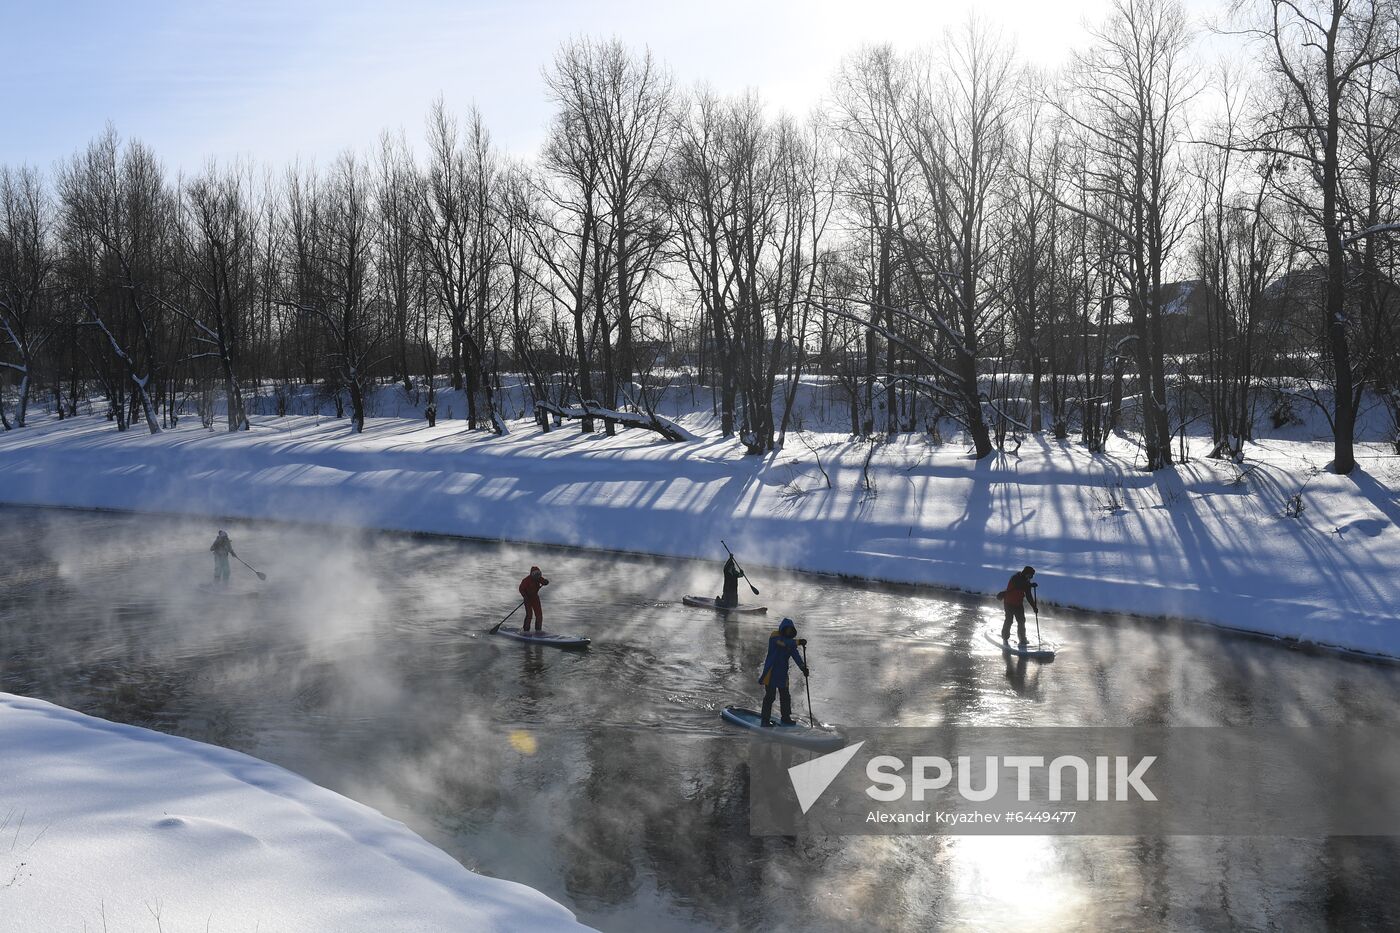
[999,566,1038,645]
[519,566,549,633]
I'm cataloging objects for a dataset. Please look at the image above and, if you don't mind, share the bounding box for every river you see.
[1,505,1397,931]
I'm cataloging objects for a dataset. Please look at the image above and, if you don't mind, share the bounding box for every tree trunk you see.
[1323,80,1356,474]
[134,375,162,435]
[16,368,31,427]
[347,375,366,434]
[1030,349,1043,433]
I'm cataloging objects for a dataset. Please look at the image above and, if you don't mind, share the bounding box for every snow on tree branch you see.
[537,399,697,442]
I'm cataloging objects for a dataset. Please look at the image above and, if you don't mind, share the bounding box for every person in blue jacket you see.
[759,618,809,726]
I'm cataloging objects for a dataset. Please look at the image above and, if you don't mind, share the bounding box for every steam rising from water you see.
[4,505,1400,931]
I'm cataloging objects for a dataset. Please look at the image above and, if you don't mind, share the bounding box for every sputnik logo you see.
[787,741,865,814]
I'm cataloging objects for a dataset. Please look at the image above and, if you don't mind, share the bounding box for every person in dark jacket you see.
[209,530,236,584]
[716,555,745,608]
[519,566,549,633]
[999,566,1038,645]
[759,618,809,726]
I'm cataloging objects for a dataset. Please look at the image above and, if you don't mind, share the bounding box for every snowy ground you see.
[0,692,590,933]
[2,391,1399,658]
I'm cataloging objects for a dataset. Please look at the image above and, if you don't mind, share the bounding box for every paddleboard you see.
[983,625,1057,660]
[195,582,260,598]
[720,705,845,751]
[491,628,591,649]
[683,596,768,614]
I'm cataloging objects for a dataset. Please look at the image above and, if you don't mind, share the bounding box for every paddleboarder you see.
[759,618,809,726]
[209,530,236,585]
[998,565,1038,646]
[716,554,745,608]
[519,565,549,633]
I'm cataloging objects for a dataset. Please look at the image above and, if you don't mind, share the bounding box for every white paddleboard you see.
[491,628,591,649]
[720,705,845,751]
[683,596,767,614]
[983,624,1057,660]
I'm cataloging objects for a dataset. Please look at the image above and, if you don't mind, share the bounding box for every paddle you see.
[1032,584,1041,645]
[489,600,526,634]
[800,643,816,727]
[720,540,760,596]
[234,554,267,582]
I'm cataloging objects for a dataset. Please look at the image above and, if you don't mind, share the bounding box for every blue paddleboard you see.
[720,705,844,751]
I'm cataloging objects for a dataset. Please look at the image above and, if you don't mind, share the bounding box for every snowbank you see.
[1,411,1398,658]
[0,693,591,933]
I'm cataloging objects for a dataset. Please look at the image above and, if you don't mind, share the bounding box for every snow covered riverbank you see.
[0,692,590,932]
[2,411,1399,658]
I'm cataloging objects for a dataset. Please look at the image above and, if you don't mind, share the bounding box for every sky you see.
[0,0,1227,173]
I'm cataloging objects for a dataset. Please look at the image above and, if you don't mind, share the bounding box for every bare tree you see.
[1053,0,1197,469]
[546,38,675,408]
[0,166,56,428]
[1192,66,1292,458]
[1227,0,1400,473]
[57,127,172,434]
[1340,34,1400,447]
[1007,83,1062,436]
[164,163,260,431]
[375,131,421,398]
[281,156,383,433]
[522,117,600,432]
[416,100,502,431]
[833,45,914,436]
[665,88,740,435]
[894,22,1018,458]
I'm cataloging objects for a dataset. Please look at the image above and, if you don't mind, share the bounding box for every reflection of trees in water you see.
[558,728,644,906]
[1320,837,1400,929]
[391,718,517,842]
[1090,835,1400,930]
[513,646,549,715]
[631,741,760,925]
[553,730,951,931]
[720,617,746,674]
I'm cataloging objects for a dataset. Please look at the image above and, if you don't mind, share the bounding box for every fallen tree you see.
[536,399,697,442]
